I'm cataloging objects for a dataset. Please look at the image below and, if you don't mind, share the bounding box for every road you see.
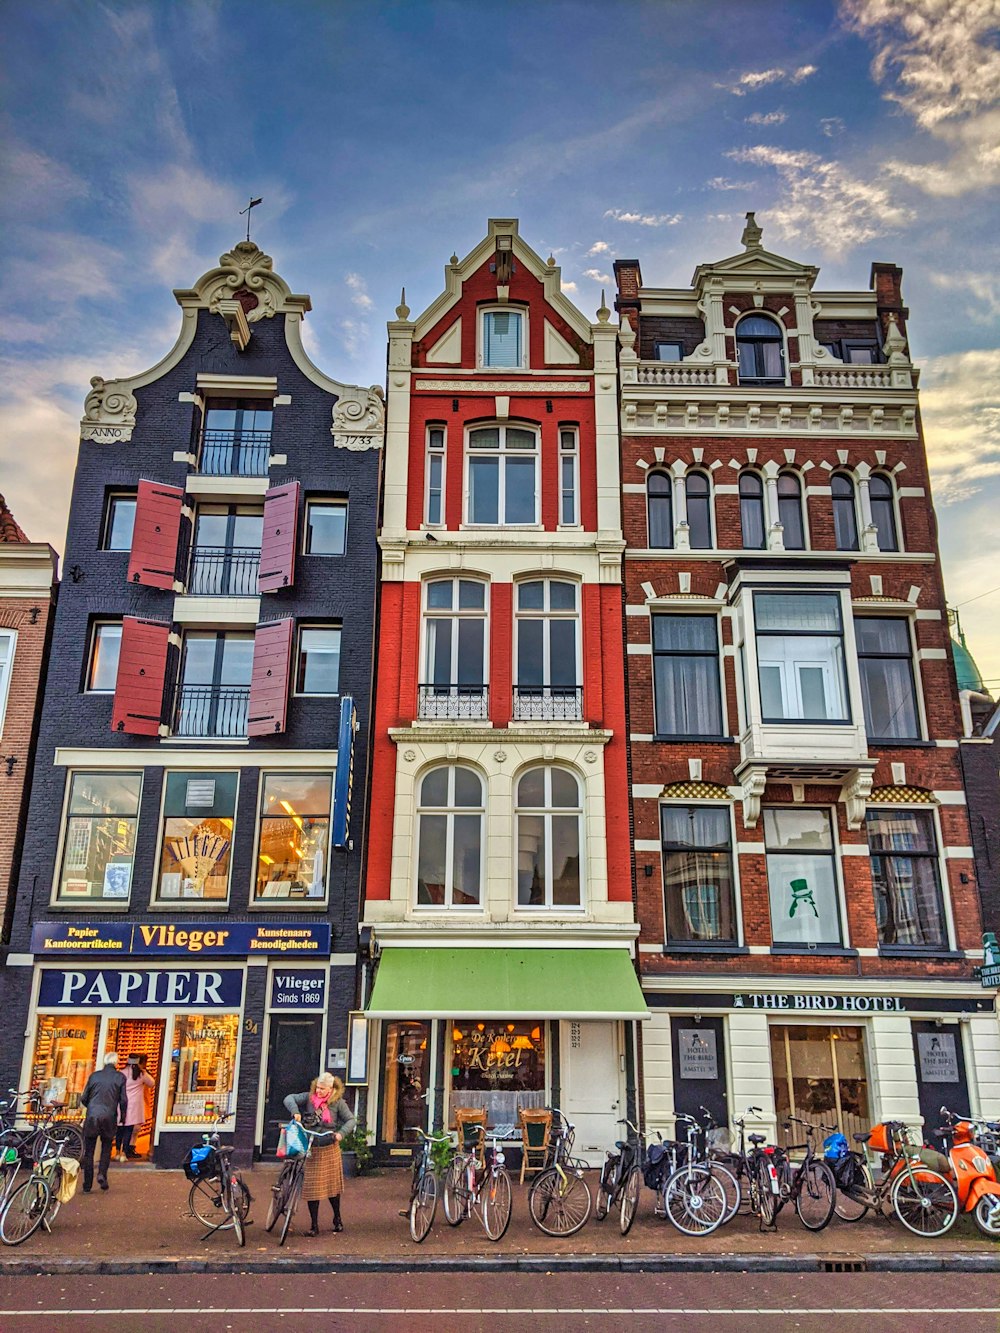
[1,1271,997,1331]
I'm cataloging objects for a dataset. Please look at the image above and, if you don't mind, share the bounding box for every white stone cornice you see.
[389,725,612,746]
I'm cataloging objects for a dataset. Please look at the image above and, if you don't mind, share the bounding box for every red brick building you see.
[614,215,999,1144]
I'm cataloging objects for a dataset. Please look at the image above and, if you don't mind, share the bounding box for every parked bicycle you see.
[184,1119,252,1247]
[660,1112,739,1236]
[527,1107,592,1237]
[265,1122,331,1246]
[0,1133,66,1246]
[408,1126,453,1243]
[829,1119,958,1238]
[726,1107,784,1229]
[768,1115,836,1231]
[594,1117,645,1236]
[442,1124,513,1241]
[0,1088,84,1175]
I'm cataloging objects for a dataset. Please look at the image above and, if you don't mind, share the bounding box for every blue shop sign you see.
[31,921,331,957]
[332,695,356,850]
[270,969,327,1011]
[38,968,244,1009]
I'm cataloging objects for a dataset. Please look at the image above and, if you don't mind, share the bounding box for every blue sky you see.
[2,0,998,684]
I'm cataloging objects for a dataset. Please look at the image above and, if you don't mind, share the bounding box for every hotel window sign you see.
[677,1027,719,1080]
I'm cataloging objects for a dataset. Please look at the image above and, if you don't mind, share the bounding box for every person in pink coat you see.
[116,1052,155,1160]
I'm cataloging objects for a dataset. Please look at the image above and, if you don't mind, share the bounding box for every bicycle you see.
[527,1107,592,1237]
[726,1107,783,1229]
[660,1113,738,1236]
[594,1117,645,1236]
[769,1115,836,1231]
[265,1123,331,1246]
[830,1119,958,1238]
[0,1089,84,1188]
[185,1121,252,1248]
[442,1125,513,1241]
[408,1127,453,1243]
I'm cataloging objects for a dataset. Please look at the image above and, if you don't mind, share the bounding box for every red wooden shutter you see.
[127,480,184,590]
[258,481,300,593]
[248,618,294,736]
[111,616,171,735]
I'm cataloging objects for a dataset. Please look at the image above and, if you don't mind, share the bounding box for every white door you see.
[560,1020,623,1162]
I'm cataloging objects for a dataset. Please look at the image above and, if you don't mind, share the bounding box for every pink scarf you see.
[310,1091,332,1125]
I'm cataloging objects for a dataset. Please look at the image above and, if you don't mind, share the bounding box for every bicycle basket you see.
[706,1127,732,1152]
[823,1132,849,1162]
[182,1144,219,1181]
[867,1123,891,1155]
[831,1152,862,1190]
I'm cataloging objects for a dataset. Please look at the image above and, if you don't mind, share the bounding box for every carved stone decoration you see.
[493,750,507,764]
[332,386,386,451]
[200,241,287,323]
[740,766,768,829]
[402,749,416,762]
[840,767,876,830]
[80,376,138,442]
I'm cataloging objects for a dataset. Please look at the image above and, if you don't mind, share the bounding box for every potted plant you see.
[341,1119,375,1177]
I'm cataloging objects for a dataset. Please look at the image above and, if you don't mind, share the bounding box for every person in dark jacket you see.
[283,1074,356,1234]
[80,1051,127,1192]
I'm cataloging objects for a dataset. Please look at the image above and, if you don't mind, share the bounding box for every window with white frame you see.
[421,578,487,716]
[739,473,766,550]
[869,474,899,551]
[416,765,484,907]
[481,309,524,369]
[516,767,583,908]
[777,472,805,550]
[755,592,849,723]
[855,617,920,740]
[425,426,446,526]
[0,630,15,734]
[652,615,723,737]
[764,807,842,946]
[832,473,860,551]
[736,314,785,384]
[686,471,713,549]
[866,808,947,949]
[467,425,537,525]
[660,804,737,944]
[514,579,580,719]
[559,428,579,525]
[647,472,673,548]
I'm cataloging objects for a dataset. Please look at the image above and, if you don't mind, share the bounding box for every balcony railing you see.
[187,547,260,597]
[174,685,250,738]
[635,363,718,387]
[418,683,489,720]
[513,685,583,721]
[197,429,271,477]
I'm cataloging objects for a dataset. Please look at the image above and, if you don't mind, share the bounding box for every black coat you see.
[282,1090,356,1137]
[81,1065,127,1131]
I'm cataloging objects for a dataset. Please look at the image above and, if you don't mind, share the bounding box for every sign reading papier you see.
[677,1027,719,1080]
[38,968,244,1009]
[31,921,331,957]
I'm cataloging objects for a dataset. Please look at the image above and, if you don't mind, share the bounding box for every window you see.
[87,622,122,693]
[755,593,849,723]
[869,475,898,551]
[200,398,273,476]
[416,766,483,907]
[176,632,253,738]
[189,505,263,595]
[655,342,683,362]
[736,314,785,384]
[559,429,579,525]
[514,579,580,719]
[739,473,766,549]
[166,1013,239,1123]
[57,772,141,902]
[516,767,582,908]
[686,472,712,549]
[255,773,333,901]
[103,494,136,551]
[467,425,537,525]
[647,472,673,549]
[304,500,348,555]
[652,615,723,737]
[866,809,947,949]
[770,1025,870,1144]
[0,630,15,733]
[832,473,859,551]
[422,578,487,716]
[843,342,879,364]
[295,627,341,696]
[425,427,445,526]
[764,808,841,946]
[155,771,237,902]
[855,618,920,740]
[481,309,524,368]
[776,472,805,549]
[661,805,736,944]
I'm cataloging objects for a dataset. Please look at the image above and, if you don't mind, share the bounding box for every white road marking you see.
[1,1309,998,1318]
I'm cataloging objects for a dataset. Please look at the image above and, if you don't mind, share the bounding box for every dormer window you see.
[736,314,785,385]
[481,309,525,369]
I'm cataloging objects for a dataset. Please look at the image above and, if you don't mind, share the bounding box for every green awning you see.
[366,947,649,1020]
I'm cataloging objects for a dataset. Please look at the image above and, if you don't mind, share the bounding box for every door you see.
[263,1015,323,1154]
[381,1021,431,1146]
[104,1017,166,1159]
[671,1017,728,1133]
[912,1020,970,1146]
[560,1020,622,1161]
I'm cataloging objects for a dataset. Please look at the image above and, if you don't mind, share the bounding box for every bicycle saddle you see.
[749,1133,768,1145]
[46,1102,66,1112]
[215,1144,234,1156]
[853,1132,871,1143]
[614,1140,627,1150]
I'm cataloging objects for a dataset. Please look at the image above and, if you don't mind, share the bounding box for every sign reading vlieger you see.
[31,921,331,957]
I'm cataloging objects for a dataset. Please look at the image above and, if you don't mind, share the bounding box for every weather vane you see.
[239,195,263,243]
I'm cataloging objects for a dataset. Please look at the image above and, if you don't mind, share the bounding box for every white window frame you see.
[558,427,580,527]
[294,625,342,698]
[151,769,240,909]
[513,577,582,703]
[514,765,585,911]
[464,422,540,527]
[414,764,485,910]
[753,591,851,726]
[762,804,850,950]
[421,577,489,689]
[478,306,528,370]
[658,800,744,947]
[0,629,16,736]
[424,425,446,527]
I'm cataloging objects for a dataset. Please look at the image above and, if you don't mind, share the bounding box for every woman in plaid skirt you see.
[284,1073,357,1235]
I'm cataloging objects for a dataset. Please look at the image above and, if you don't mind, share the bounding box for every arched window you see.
[777,472,805,550]
[516,767,583,908]
[514,579,580,719]
[421,578,488,718]
[467,424,538,525]
[647,472,673,548]
[416,766,484,907]
[831,473,859,551]
[739,472,766,549]
[686,471,712,549]
[736,314,785,384]
[869,474,898,551]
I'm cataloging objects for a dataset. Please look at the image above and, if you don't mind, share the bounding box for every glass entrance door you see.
[381,1021,430,1145]
[105,1017,166,1159]
[770,1023,869,1148]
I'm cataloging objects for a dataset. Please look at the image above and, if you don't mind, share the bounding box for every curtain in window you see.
[856,618,918,739]
[866,810,945,948]
[661,806,735,943]
[652,617,722,736]
[686,473,712,549]
[647,473,673,548]
[483,311,522,367]
[740,473,766,549]
[832,474,859,551]
[777,473,804,549]
[869,475,898,551]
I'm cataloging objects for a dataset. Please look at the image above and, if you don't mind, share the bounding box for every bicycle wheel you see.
[0,1178,51,1246]
[619,1165,641,1236]
[754,1156,778,1227]
[409,1169,438,1243]
[833,1159,873,1222]
[594,1155,618,1222]
[265,1165,292,1232]
[188,1176,225,1227]
[279,1170,303,1247]
[227,1178,245,1246]
[891,1167,958,1238]
[528,1167,592,1237]
[481,1167,513,1242]
[442,1159,466,1226]
[793,1160,836,1232]
[710,1161,742,1225]
[43,1122,84,1162]
[663,1166,726,1236]
[233,1174,252,1221]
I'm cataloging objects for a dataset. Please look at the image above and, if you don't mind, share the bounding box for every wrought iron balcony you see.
[174,685,250,738]
[418,683,489,720]
[197,429,271,477]
[187,547,260,597]
[512,685,583,721]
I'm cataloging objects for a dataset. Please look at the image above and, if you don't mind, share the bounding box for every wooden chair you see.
[518,1107,552,1184]
[454,1106,487,1167]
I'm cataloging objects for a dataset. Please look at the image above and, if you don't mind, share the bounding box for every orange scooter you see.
[935,1106,1000,1238]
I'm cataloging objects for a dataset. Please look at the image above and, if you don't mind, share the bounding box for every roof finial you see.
[741,211,763,250]
[395,287,411,320]
[239,195,263,244]
[450,251,459,266]
[547,253,556,268]
[597,289,611,323]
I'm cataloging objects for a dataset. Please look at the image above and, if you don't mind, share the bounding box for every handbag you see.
[284,1120,308,1158]
[276,1125,289,1159]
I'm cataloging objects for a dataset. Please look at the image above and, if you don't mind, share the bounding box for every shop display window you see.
[155,772,237,902]
[255,773,333,900]
[450,1021,546,1129]
[56,772,142,902]
[165,1012,239,1123]
[30,1015,101,1119]
[770,1023,869,1146]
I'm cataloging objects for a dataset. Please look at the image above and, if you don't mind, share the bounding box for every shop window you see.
[660,805,737,944]
[832,473,860,551]
[647,472,673,549]
[770,1024,870,1146]
[425,427,445,526]
[105,1018,165,1159]
[86,622,122,693]
[869,474,899,551]
[481,309,524,369]
[304,499,348,555]
[777,472,805,550]
[686,471,713,549]
[467,424,538,525]
[866,809,948,950]
[739,473,766,550]
[56,772,142,903]
[855,618,920,740]
[736,314,785,385]
[0,630,15,734]
[155,771,237,903]
[255,772,333,901]
[102,493,136,551]
[514,579,580,720]
[165,1012,240,1124]
[451,1021,547,1127]
[559,428,579,525]
[295,626,341,696]
[516,767,583,909]
[754,592,849,723]
[416,765,484,907]
[764,808,842,947]
[652,615,723,737]
[30,1015,101,1120]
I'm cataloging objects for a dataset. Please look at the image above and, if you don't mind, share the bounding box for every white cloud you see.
[720,64,817,95]
[345,272,374,311]
[820,117,846,137]
[582,268,611,283]
[3,232,123,305]
[705,176,752,191]
[927,270,1000,324]
[0,145,89,221]
[587,240,610,255]
[745,110,788,125]
[603,208,682,227]
[561,280,578,294]
[884,108,1000,194]
[919,347,1000,505]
